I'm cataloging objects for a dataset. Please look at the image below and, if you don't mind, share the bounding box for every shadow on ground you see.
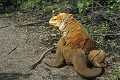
[0,73,32,80]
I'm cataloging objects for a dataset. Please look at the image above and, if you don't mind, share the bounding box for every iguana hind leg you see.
[88,50,107,68]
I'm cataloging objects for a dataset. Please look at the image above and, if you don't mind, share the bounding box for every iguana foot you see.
[93,62,107,68]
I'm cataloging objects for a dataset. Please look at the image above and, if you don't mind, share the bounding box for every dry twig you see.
[30,46,55,70]
[8,45,18,54]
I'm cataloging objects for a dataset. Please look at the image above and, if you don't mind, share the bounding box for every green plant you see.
[42,1,71,13]
[83,22,110,50]
[20,1,35,10]
[53,0,60,2]
[20,0,40,11]
[76,0,120,13]
[76,0,91,13]
[112,64,120,80]
[0,0,23,13]
[3,13,12,17]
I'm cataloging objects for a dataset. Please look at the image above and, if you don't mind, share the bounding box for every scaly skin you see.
[45,13,106,78]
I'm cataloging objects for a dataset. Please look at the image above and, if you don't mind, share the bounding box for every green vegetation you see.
[0,0,22,13]
[20,0,39,10]
[86,22,110,50]
[42,1,71,13]
[0,0,119,13]
[76,0,120,13]
[0,0,71,13]
[76,0,91,13]
[112,64,120,80]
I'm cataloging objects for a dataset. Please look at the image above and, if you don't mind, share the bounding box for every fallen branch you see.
[0,26,9,29]
[101,12,120,28]
[8,45,18,54]
[91,33,120,40]
[94,1,103,7]
[30,46,56,70]
[91,33,120,36]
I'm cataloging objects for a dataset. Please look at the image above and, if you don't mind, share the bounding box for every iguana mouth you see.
[49,21,57,26]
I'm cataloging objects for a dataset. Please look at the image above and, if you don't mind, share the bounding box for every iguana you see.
[44,13,107,78]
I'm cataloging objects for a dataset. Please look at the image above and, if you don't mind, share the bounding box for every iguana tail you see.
[72,50,103,78]
[74,64,102,78]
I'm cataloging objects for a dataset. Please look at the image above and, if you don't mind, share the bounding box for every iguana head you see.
[49,13,73,28]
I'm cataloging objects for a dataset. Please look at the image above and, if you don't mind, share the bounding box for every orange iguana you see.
[45,13,107,78]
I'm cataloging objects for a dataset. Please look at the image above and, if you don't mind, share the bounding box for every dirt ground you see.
[0,12,119,80]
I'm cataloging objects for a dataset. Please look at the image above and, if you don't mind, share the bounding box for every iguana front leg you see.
[45,37,66,67]
[45,46,65,67]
